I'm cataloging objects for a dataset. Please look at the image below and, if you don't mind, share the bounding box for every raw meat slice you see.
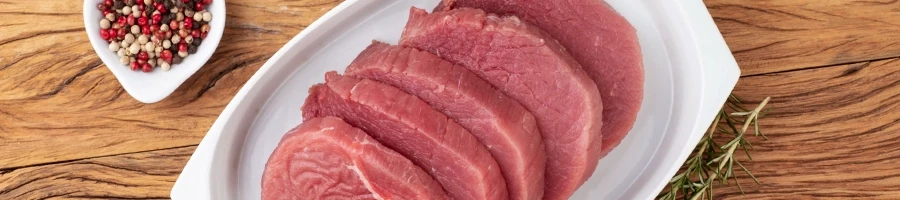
[302,72,509,200]
[345,41,546,200]
[400,8,603,200]
[262,116,448,200]
[437,0,645,159]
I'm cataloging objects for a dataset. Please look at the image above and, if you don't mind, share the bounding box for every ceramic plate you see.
[171,0,739,199]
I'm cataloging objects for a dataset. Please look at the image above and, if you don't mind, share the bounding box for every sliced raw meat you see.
[302,72,509,200]
[400,8,603,200]
[437,0,645,158]
[345,41,546,200]
[262,116,448,200]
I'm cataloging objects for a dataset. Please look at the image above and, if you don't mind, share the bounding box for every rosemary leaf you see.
[656,94,771,200]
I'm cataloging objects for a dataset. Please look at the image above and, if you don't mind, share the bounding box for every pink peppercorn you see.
[142,63,152,72]
[100,29,111,40]
[138,52,149,61]
[138,17,148,27]
[156,4,166,13]
[131,62,140,71]
[127,15,136,26]
[183,18,193,30]
[117,28,127,40]
[117,16,127,27]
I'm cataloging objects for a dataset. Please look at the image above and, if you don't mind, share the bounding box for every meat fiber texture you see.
[438,0,645,158]
[262,116,448,200]
[302,72,509,200]
[400,8,604,200]
[345,41,547,200]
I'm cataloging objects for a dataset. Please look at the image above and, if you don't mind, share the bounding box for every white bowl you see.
[83,0,226,103]
[171,0,739,199]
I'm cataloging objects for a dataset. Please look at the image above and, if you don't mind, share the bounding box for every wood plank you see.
[705,0,900,76]
[712,58,900,199]
[0,0,342,169]
[0,146,195,199]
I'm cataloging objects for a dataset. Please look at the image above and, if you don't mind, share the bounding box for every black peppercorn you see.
[125,0,135,6]
[163,0,172,9]
[114,1,125,9]
[188,44,198,54]
[160,15,172,25]
[172,55,183,64]
[192,21,200,29]
[191,38,202,47]
[146,5,156,16]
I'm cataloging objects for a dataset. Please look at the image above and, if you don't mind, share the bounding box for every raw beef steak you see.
[345,41,546,200]
[438,0,645,160]
[302,72,508,200]
[262,116,448,200]
[400,8,603,200]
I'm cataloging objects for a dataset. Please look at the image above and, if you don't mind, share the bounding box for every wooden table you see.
[1,0,898,199]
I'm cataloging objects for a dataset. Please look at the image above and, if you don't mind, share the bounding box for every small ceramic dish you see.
[83,0,226,103]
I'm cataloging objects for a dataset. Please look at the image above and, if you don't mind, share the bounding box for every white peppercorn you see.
[144,0,151,5]
[155,46,163,54]
[150,35,160,45]
[171,35,181,44]
[160,24,169,32]
[116,9,122,14]
[160,62,171,71]
[129,42,141,54]
[120,56,130,65]
[184,35,193,44]
[178,51,188,58]
[105,13,115,22]
[202,11,212,22]
[176,12,184,21]
[162,40,172,49]
[117,48,126,57]
[156,58,165,66]
[100,19,111,29]
[131,5,140,17]
[112,23,121,30]
[144,42,156,52]
[123,6,131,15]
[108,41,120,52]
[193,12,202,22]
[170,7,178,14]
[184,10,195,18]
[121,41,131,52]
[131,25,140,34]
[124,33,135,44]
[149,51,156,59]
[137,34,149,45]
[148,58,156,67]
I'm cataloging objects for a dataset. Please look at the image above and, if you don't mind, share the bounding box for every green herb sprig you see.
[657,94,772,200]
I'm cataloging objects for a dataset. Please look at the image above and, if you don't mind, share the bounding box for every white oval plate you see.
[171,0,739,199]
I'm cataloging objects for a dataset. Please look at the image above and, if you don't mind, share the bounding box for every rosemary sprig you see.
[657,95,771,200]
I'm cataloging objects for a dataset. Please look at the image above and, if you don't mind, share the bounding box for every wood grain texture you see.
[713,59,900,199]
[706,0,900,76]
[0,0,342,169]
[0,146,195,199]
